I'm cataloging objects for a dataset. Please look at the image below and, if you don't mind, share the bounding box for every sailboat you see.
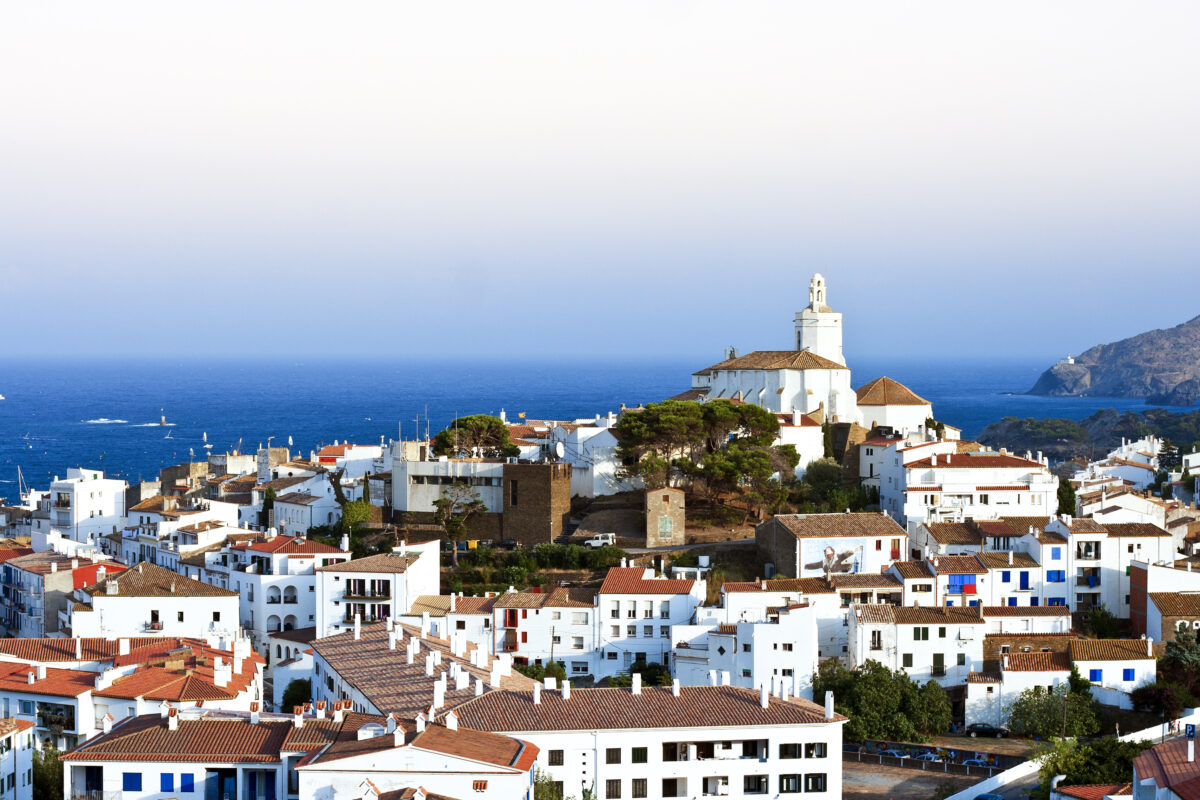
[202,431,213,451]
[164,429,173,439]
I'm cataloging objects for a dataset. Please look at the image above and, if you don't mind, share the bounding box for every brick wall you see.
[1130,563,1148,636]
[502,462,572,546]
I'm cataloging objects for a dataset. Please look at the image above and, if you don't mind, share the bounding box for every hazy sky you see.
[2,1,1199,363]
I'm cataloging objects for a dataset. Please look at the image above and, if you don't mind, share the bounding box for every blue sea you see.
[0,357,1183,499]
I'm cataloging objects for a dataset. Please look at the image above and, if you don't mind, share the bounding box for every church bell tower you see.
[793,273,845,365]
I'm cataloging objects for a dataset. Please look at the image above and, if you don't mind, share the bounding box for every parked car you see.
[961,759,990,767]
[500,538,518,549]
[966,723,1008,738]
[585,532,616,548]
[913,753,943,763]
[879,749,910,759]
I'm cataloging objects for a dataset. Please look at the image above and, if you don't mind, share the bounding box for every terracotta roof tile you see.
[452,685,843,733]
[855,376,930,407]
[1069,639,1154,661]
[83,561,237,598]
[767,512,906,539]
[1133,741,1200,800]
[1056,784,1132,800]
[598,568,696,595]
[1002,651,1071,672]
[315,552,418,573]
[0,662,94,697]
[906,453,1045,470]
[693,350,848,376]
[1149,593,1200,617]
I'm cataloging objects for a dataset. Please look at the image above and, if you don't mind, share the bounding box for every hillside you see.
[978,407,1200,463]
[1028,314,1200,401]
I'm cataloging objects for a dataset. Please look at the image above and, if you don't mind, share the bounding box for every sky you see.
[2,1,1199,364]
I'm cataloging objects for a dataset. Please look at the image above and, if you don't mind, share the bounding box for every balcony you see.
[342,592,390,601]
[145,621,163,631]
[266,598,282,605]
[1077,575,1101,588]
[932,666,946,677]
[341,615,385,625]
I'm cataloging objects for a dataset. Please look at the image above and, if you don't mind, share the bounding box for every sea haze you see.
[0,357,1175,496]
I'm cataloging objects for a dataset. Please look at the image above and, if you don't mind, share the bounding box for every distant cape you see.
[1028,314,1200,404]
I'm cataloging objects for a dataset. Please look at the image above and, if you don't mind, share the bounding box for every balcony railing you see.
[343,592,391,601]
[145,621,163,631]
[282,597,299,604]
[931,666,946,677]
[1076,576,1101,587]
[266,598,282,604]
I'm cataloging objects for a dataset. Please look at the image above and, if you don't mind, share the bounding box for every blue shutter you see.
[1089,669,1102,682]
[181,774,195,793]
[1123,668,1135,681]
[123,774,142,792]
[1001,571,1011,583]
[162,774,174,792]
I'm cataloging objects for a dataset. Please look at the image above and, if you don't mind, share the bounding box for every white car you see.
[585,533,616,548]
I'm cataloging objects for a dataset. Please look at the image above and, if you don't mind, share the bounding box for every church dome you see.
[855,376,930,406]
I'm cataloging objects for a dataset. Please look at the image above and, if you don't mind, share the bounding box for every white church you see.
[677,274,934,452]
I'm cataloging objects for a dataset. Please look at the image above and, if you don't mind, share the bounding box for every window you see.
[660,601,670,617]
[780,743,802,759]
[902,653,913,668]
[938,626,946,639]
[632,746,647,763]
[457,620,467,631]
[19,700,33,715]
[644,625,653,637]
[876,539,882,551]
[181,774,195,793]
[1123,668,1135,681]
[1089,669,1102,682]
[549,750,564,766]
[805,774,828,792]
[161,774,174,792]
[573,636,584,650]
[123,774,142,792]
[780,775,801,793]
[914,627,929,641]
[805,743,827,758]
[870,630,882,650]
[912,583,932,593]
[782,643,793,652]
[611,626,620,637]
[212,612,220,622]
[606,779,621,799]
[509,480,519,505]
[552,611,562,621]
[607,651,617,660]
[958,653,966,666]
[572,612,588,625]
[744,776,768,795]
[1047,570,1065,583]
[177,611,184,622]
[1051,547,1062,560]
[607,747,621,764]
[632,779,647,799]
[627,625,636,637]
[742,668,752,677]
[1001,571,1011,584]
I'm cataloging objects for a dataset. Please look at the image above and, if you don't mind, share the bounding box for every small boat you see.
[164,429,173,439]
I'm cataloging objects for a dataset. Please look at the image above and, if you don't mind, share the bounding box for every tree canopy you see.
[1057,476,1077,516]
[1032,738,1153,800]
[812,659,951,742]
[1005,682,1099,740]
[434,481,488,567]
[432,415,521,459]
[614,399,796,516]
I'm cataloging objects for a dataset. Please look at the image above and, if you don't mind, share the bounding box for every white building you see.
[755,512,908,581]
[67,562,241,640]
[855,377,933,436]
[31,468,127,545]
[314,543,441,638]
[545,418,640,499]
[1,552,125,638]
[673,602,820,699]
[882,447,1058,531]
[491,587,600,678]
[1069,638,1157,709]
[273,491,342,537]
[313,442,386,479]
[453,680,847,800]
[595,567,707,680]
[0,717,35,800]
[189,533,351,663]
[61,705,536,800]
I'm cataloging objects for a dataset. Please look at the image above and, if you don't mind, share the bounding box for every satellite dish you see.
[554,441,565,459]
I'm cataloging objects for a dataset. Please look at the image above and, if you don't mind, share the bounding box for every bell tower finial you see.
[809,273,827,310]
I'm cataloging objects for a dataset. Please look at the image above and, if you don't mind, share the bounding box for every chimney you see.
[315,700,327,719]
[433,681,445,710]
[720,671,730,686]
[293,707,304,728]
[446,710,458,731]
[544,676,557,691]
[1003,655,1010,670]
[415,712,426,733]
[824,691,834,718]
[425,654,434,677]
[1008,551,1013,565]
[102,714,113,734]
[760,685,769,708]
[333,700,344,723]
[632,673,642,695]
[36,665,47,680]
[781,684,790,703]
[353,613,361,641]
[75,638,82,659]
[450,594,456,613]
[931,454,937,466]
[388,631,397,651]
[250,702,261,724]
[708,670,718,686]
[385,713,397,734]
[475,678,484,696]
[168,707,178,730]
[51,562,58,573]
[533,683,542,705]
[118,638,130,656]
[26,670,35,685]
[340,534,350,552]
[562,680,571,700]
[671,678,680,697]
[1148,637,1154,657]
